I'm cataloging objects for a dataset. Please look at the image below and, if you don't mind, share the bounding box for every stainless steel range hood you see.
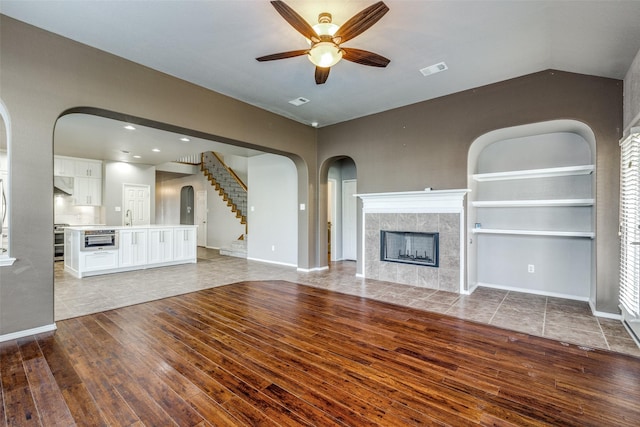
[54,176,74,196]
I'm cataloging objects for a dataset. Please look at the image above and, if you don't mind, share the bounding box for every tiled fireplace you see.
[358,189,469,293]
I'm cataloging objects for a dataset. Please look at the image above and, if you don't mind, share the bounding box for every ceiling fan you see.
[256,1,390,84]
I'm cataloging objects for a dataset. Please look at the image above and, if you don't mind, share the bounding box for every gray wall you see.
[104,161,156,226]
[318,70,623,314]
[624,47,640,131]
[247,154,298,266]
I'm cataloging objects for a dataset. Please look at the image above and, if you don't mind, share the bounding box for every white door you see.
[123,184,150,226]
[196,190,207,247]
[328,179,338,261]
[342,179,357,260]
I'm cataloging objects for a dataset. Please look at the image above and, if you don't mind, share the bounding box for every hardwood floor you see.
[3,280,640,426]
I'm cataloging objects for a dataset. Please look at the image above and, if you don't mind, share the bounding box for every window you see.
[619,129,640,320]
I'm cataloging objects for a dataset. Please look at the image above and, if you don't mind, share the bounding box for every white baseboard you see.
[476,282,590,301]
[297,266,329,273]
[246,257,297,268]
[589,300,621,319]
[0,323,57,343]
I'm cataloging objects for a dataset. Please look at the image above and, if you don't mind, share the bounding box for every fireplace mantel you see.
[357,189,470,212]
[357,189,470,294]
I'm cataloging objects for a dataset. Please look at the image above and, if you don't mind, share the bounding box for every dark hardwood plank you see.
[2,280,640,426]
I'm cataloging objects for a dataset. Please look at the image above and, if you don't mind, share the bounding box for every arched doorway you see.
[323,157,358,264]
[0,99,13,265]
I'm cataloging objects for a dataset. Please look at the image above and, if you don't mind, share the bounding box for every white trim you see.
[355,273,364,278]
[0,323,57,343]
[357,189,470,212]
[471,228,595,238]
[472,199,594,208]
[587,300,621,319]
[297,265,329,273]
[0,257,16,266]
[472,165,594,182]
[247,256,297,268]
[477,282,589,301]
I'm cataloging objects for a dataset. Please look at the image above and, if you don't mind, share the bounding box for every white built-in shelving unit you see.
[471,164,595,239]
[467,125,596,300]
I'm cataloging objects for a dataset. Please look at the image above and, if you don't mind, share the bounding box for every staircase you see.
[201,151,247,226]
[201,152,248,258]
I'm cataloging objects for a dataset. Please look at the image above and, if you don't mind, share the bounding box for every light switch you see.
[299,203,306,211]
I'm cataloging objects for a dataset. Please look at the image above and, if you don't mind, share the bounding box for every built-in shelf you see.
[472,199,594,208]
[472,165,594,182]
[471,228,595,238]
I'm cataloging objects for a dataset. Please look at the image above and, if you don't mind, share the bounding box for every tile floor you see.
[54,248,640,357]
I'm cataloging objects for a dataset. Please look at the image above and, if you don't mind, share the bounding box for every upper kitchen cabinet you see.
[54,156,103,206]
[54,156,75,177]
[74,177,102,206]
[75,159,102,178]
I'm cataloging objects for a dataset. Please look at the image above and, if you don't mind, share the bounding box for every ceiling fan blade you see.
[342,48,390,67]
[315,67,330,85]
[270,1,318,41]
[256,50,308,62]
[333,1,389,44]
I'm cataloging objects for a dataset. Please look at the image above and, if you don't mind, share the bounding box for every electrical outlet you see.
[528,264,535,273]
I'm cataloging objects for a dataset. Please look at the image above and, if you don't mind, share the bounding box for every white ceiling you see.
[3,0,640,162]
[54,114,265,165]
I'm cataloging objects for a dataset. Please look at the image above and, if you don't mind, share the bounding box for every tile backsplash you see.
[54,194,105,225]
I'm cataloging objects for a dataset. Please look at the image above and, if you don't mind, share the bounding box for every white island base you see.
[64,225,197,278]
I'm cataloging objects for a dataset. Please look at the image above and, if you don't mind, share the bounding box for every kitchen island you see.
[64,225,197,278]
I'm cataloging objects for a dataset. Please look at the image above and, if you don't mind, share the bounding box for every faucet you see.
[125,209,132,226]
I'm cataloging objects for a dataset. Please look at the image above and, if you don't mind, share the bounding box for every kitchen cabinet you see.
[75,159,102,178]
[81,250,118,272]
[148,228,173,264]
[74,177,102,206]
[54,156,76,177]
[64,226,196,278]
[119,229,148,267]
[174,227,197,261]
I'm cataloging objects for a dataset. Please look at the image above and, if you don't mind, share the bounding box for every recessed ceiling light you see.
[124,124,136,130]
[133,155,141,159]
[180,137,190,142]
[152,148,161,152]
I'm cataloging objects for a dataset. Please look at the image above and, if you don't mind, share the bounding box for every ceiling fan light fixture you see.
[308,42,343,67]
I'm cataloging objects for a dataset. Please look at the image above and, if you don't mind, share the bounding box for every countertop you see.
[65,224,197,231]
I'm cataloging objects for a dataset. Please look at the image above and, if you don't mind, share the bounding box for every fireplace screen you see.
[380,231,439,267]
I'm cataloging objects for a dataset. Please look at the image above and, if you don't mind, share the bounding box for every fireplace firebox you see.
[380,231,439,267]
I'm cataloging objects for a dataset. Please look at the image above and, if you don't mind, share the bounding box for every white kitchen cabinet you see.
[74,177,102,206]
[81,250,118,273]
[64,226,196,278]
[119,229,148,267]
[148,228,173,264]
[54,156,76,176]
[174,227,197,261]
[75,159,102,178]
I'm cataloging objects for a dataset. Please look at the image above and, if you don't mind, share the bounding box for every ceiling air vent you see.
[289,97,310,106]
[420,62,448,77]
